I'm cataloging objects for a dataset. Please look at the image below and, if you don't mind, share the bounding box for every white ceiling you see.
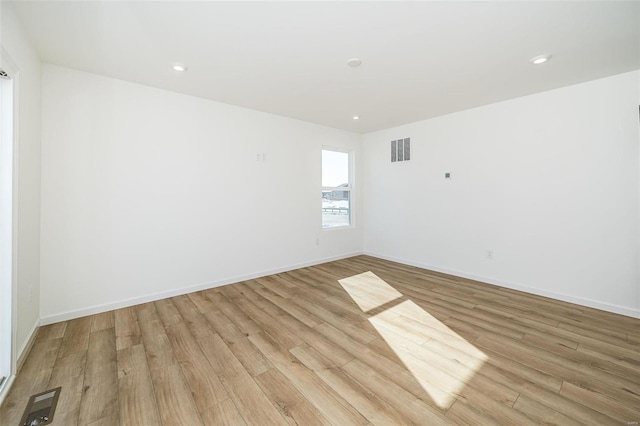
[8,1,640,134]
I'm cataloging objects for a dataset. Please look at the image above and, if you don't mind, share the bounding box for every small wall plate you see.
[19,387,61,426]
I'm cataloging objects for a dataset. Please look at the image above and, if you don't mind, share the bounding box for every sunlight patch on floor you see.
[337,271,403,312]
[339,272,487,409]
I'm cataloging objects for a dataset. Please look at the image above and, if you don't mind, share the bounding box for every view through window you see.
[322,149,351,228]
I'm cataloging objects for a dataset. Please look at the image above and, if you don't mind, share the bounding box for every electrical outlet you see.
[486,250,493,260]
[315,238,320,246]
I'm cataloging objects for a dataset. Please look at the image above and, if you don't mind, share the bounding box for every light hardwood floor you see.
[2,255,640,425]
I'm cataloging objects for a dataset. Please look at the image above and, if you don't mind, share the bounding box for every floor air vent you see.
[19,387,61,426]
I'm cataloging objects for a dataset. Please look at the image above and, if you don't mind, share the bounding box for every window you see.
[322,148,351,228]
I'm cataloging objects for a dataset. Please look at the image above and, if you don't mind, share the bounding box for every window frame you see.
[321,146,354,230]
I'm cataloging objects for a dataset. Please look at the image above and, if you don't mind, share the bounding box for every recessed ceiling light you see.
[172,63,188,72]
[529,54,551,65]
[346,58,362,68]
[352,115,360,120]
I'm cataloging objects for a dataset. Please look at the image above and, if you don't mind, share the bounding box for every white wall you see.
[35,59,640,322]
[40,65,362,322]
[363,71,640,318]
[0,3,42,357]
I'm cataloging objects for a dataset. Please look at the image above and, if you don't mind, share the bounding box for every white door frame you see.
[0,47,20,405]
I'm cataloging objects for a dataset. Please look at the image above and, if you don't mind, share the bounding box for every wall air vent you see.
[391,138,410,162]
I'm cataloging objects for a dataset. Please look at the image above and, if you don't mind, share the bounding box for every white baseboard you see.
[17,319,40,372]
[0,374,16,407]
[364,251,640,320]
[0,319,40,407]
[38,249,640,325]
[40,251,363,325]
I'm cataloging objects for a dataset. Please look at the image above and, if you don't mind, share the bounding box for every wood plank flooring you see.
[2,255,640,425]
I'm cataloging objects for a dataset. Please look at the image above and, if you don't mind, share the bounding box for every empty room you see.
[1,1,639,425]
